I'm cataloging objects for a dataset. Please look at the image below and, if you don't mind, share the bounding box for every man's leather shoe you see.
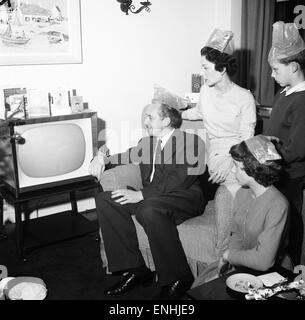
[153,274,194,300]
[104,270,154,296]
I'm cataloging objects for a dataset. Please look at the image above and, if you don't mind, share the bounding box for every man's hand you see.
[111,189,143,205]
[88,148,106,181]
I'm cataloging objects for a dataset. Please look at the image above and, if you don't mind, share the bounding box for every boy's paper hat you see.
[268,21,305,62]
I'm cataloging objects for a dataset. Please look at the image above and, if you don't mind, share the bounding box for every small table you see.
[0,179,100,260]
[187,266,295,300]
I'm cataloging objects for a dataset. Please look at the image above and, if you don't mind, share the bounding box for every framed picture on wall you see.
[0,0,82,66]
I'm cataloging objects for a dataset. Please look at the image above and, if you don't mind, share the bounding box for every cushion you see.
[132,200,218,270]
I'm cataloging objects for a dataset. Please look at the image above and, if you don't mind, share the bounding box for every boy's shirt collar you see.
[280,81,305,96]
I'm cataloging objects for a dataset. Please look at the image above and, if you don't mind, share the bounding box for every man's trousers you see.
[95,188,205,286]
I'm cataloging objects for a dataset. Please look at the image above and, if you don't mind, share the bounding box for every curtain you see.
[236,0,276,106]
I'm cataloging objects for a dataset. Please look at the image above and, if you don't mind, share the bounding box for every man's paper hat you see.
[245,135,281,165]
[205,29,235,55]
[268,21,305,62]
[152,84,188,110]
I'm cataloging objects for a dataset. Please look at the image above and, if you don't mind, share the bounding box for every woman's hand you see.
[111,189,144,205]
[218,250,231,277]
[209,157,233,184]
[209,170,227,184]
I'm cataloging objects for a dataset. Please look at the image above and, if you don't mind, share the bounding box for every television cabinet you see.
[0,179,100,260]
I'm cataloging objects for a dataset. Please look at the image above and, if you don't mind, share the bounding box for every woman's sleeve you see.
[239,92,257,140]
[228,221,244,251]
[228,196,244,251]
[227,201,288,271]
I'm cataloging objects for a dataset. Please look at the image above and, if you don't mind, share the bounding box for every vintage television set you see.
[0,112,98,198]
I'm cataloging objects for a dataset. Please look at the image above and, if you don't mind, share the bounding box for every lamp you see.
[116,0,152,15]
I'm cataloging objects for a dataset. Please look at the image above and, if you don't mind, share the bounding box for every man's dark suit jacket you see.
[104,129,206,199]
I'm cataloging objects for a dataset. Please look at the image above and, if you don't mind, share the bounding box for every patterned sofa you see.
[98,120,234,277]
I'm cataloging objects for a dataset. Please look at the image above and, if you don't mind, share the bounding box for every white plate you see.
[226,273,263,293]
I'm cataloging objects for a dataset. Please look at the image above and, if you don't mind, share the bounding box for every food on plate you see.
[245,279,305,300]
[234,280,254,292]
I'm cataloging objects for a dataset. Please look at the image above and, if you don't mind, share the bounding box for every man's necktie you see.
[150,138,162,182]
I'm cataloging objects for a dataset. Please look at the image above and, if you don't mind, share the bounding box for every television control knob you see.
[10,134,26,145]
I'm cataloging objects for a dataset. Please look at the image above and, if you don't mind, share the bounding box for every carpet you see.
[0,223,159,300]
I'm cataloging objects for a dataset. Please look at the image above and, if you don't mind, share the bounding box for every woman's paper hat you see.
[245,135,281,165]
[205,29,235,55]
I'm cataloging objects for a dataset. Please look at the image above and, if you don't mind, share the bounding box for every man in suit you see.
[89,103,206,300]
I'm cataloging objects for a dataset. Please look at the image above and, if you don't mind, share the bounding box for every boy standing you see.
[265,21,305,266]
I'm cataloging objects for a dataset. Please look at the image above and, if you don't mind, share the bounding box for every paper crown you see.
[2,276,47,300]
[268,21,305,62]
[205,29,235,55]
[245,135,281,165]
[152,84,188,110]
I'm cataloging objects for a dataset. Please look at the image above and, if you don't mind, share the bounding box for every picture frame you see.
[0,0,82,66]
[50,88,71,116]
[3,87,27,120]
[71,95,84,113]
[26,88,51,118]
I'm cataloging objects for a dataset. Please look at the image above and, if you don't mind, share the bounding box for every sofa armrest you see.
[99,164,143,191]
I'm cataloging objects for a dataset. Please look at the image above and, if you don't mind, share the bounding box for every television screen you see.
[18,123,86,178]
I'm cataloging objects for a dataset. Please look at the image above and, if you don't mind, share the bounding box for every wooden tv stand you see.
[0,179,100,260]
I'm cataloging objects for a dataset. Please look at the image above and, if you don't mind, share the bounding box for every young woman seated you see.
[192,135,292,288]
